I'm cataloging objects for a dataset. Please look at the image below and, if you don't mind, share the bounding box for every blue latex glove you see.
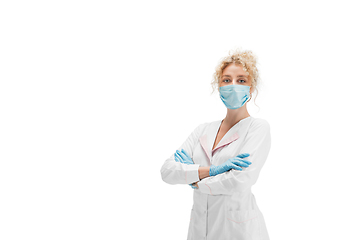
[209,153,251,176]
[174,149,198,189]
[174,149,194,164]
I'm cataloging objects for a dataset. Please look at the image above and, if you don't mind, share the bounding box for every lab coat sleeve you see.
[197,119,271,195]
[160,123,206,185]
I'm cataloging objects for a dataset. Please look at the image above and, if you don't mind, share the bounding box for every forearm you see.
[191,167,210,189]
[198,166,210,180]
[161,157,201,184]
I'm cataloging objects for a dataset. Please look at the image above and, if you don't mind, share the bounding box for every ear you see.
[250,85,254,94]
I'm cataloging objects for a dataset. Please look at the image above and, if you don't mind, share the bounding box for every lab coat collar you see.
[199,116,253,163]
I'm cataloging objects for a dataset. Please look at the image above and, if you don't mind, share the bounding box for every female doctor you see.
[160,48,271,240]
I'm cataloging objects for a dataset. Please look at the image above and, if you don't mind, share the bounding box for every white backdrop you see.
[1,1,360,239]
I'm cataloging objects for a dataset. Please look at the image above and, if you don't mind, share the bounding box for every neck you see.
[223,104,250,126]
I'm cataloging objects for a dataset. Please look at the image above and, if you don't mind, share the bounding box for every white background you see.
[1,1,360,239]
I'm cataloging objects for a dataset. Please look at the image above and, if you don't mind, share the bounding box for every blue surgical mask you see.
[219,85,251,109]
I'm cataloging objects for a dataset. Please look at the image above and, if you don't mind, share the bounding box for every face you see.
[219,63,253,93]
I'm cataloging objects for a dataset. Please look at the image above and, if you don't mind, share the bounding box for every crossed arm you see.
[173,149,250,189]
[162,120,271,195]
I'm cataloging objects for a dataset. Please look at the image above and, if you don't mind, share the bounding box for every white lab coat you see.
[160,116,271,240]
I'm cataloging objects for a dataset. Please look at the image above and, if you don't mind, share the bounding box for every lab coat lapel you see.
[199,117,253,163]
[199,120,222,164]
[199,134,211,165]
[218,117,253,154]
[212,132,239,154]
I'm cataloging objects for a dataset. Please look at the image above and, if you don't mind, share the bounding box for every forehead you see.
[222,63,248,77]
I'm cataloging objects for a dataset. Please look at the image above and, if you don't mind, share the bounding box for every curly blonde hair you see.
[211,48,260,104]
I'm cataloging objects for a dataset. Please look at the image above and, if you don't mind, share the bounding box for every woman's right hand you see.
[174,149,199,189]
[209,153,251,177]
[174,149,194,165]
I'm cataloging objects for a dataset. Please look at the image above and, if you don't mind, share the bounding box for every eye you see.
[223,79,230,83]
[238,79,246,83]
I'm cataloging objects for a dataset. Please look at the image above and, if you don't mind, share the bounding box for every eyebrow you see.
[222,75,248,78]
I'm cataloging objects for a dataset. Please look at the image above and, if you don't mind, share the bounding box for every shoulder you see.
[249,117,271,133]
[196,119,219,129]
[192,120,219,135]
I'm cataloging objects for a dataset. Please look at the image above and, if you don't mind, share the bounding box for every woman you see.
[160,48,271,240]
